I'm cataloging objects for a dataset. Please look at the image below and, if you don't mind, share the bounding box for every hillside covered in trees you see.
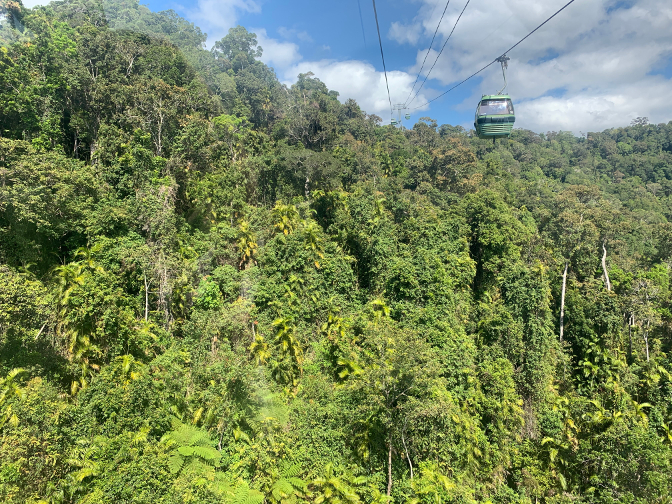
[1,1,672,502]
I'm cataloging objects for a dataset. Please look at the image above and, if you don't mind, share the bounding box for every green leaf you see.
[168,453,184,474]
[177,446,195,456]
[558,472,567,490]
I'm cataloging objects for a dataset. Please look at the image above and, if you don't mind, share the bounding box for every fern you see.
[176,445,195,456]
[287,477,306,489]
[233,482,264,504]
[282,462,302,478]
[271,479,294,500]
[164,419,221,476]
[311,464,365,503]
[183,458,216,483]
[192,444,221,463]
[210,473,234,496]
[267,460,307,503]
[168,452,185,474]
[170,420,212,446]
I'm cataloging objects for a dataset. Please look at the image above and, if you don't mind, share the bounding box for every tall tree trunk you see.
[645,320,650,362]
[157,258,171,327]
[387,438,393,497]
[401,423,413,479]
[144,273,149,322]
[560,262,568,341]
[628,313,633,363]
[601,241,611,291]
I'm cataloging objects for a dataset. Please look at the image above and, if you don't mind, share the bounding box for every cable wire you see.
[411,0,577,110]
[403,0,452,106]
[371,0,393,118]
[357,0,367,47]
[407,0,471,107]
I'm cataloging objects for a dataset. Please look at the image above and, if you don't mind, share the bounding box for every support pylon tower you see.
[393,103,408,128]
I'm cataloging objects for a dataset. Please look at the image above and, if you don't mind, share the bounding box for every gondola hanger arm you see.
[496,54,510,95]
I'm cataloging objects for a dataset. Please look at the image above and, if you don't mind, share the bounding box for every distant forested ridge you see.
[1,1,672,503]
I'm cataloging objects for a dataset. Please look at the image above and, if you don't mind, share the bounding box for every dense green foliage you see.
[1,1,672,502]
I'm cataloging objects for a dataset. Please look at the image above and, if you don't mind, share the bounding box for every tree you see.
[460,190,531,296]
[0,368,26,430]
[339,318,441,497]
[627,277,661,361]
[213,26,263,69]
[3,3,672,502]
[270,317,304,392]
[547,186,601,340]
[272,203,301,236]
[284,73,340,149]
[237,220,258,269]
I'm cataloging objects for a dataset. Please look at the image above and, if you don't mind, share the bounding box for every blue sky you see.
[22,0,672,133]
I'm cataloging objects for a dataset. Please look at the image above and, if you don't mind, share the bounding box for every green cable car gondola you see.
[474,94,515,139]
[474,55,515,140]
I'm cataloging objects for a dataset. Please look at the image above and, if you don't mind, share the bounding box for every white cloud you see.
[277,26,313,43]
[184,0,261,45]
[388,21,422,45]
[253,27,302,70]
[282,60,430,118]
[402,0,672,132]
[516,78,672,133]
